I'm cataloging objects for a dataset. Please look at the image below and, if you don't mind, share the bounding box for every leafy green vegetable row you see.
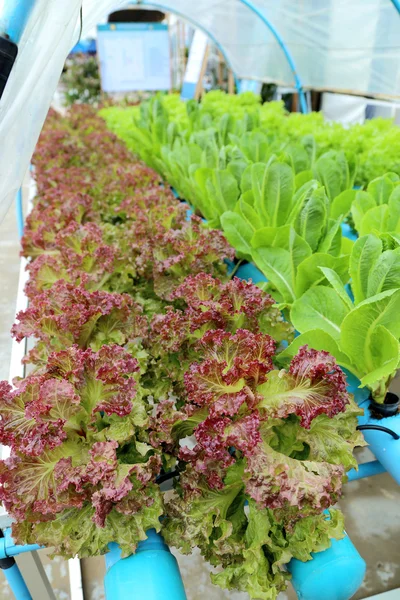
[101,96,400,405]
[0,104,365,600]
[101,95,400,243]
[101,90,400,188]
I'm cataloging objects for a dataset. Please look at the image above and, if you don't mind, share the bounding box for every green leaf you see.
[291,286,350,340]
[289,510,345,562]
[359,325,400,392]
[241,162,254,194]
[340,289,400,380]
[295,253,349,298]
[341,236,354,256]
[330,189,356,220]
[227,160,248,185]
[349,235,382,304]
[317,217,343,257]
[252,227,311,303]
[286,180,320,225]
[367,174,396,205]
[297,403,363,470]
[252,247,296,303]
[366,248,400,297]
[251,227,276,250]
[218,113,235,145]
[251,162,295,227]
[380,232,400,250]
[238,131,272,163]
[192,167,218,222]
[220,211,253,259]
[295,188,327,251]
[359,205,389,236]
[206,168,240,216]
[312,151,349,201]
[25,490,164,559]
[387,186,400,232]
[171,407,209,440]
[281,143,310,173]
[319,267,354,310]
[252,225,293,250]
[235,197,263,230]
[294,169,313,190]
[277,329,352,370]
[241,189,255,206]
[351,190,376,233]
[211,500,291,600]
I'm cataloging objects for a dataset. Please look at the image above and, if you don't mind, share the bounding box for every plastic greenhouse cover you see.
[1,0,400,221]
[129,0,400,97]
[0,0,127,223]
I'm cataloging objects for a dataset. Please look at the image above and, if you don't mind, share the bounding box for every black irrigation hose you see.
[357,424,400,440]
[155,468,182,485]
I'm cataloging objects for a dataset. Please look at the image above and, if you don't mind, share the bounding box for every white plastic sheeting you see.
[0,0,400,219]
[0,1,78,223]
[131,0,400,97]
[0,0,130,222]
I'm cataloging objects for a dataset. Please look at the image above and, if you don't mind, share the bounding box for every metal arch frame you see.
[238,0,308,113]
[130,0,400,114]
[0,0,35,44]
[129,1,239,88]
[389,0,400,14]
[131,0,308,112]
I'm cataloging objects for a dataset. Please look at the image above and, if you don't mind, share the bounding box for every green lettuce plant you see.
[102,92,400,192]
[1,102,368,600]
[280,233,400,402]
[350,172,400,236]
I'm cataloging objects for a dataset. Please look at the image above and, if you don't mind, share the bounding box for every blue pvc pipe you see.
[389,0,400,16]
[357,400,400,485]
[235,262,267,283]
[347,460,386,482]
[16,188,24,239]
[0,0,36,44]
[288,533,366,600]
[0,529,41,560]
[341,222,357,241]
[345,373,400,484]
[104,530,187,600]
[238,0,308,113]
[2,563,32,600]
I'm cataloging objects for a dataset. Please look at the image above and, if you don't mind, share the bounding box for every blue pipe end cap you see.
[105,530,169,571]
[235,262,267,283]
[104,531,187,600]
[135,528,169,553]
[289,536,366,600]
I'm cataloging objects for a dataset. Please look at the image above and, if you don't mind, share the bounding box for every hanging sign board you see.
[181,30,208,100]
[97,23,171,92]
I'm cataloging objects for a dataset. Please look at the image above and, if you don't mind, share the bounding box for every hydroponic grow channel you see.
[1,2,400,600]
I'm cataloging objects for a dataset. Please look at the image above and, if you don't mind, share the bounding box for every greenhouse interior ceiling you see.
[1,0,400,222]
